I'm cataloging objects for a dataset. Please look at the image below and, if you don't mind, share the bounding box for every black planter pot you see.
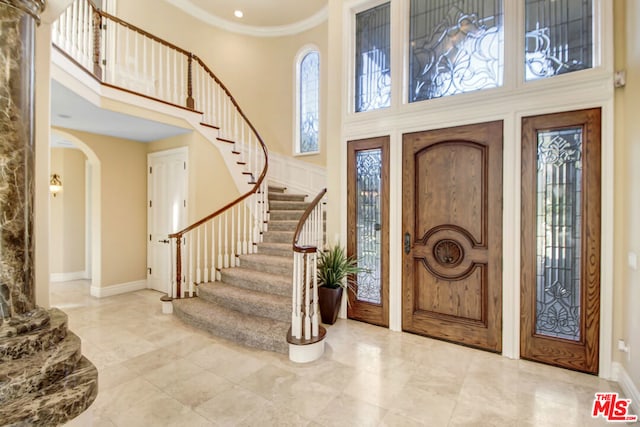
[318,286,343,325]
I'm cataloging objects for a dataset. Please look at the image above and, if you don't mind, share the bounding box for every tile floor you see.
[51,280,627,426]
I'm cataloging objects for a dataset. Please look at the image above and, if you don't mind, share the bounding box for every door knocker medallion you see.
[433,239,463,267]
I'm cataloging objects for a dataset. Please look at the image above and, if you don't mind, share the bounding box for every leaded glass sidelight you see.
[355,149,382,304]
[535,127,583,341]
[409,0,504,102]
[525,0,593,80]
[355,3,391,113]
[299,51,319,153]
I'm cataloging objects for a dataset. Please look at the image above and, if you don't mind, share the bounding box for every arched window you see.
[296,50,320,154]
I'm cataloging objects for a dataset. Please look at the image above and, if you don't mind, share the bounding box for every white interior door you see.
[148,148,188,293]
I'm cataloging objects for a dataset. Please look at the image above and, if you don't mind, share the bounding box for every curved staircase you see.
[173,186,309,353]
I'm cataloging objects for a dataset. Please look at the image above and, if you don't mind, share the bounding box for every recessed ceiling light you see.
[234,10,243,18]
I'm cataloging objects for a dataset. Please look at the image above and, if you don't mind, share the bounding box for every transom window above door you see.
[409,0,504,102]
[352,0,597,112]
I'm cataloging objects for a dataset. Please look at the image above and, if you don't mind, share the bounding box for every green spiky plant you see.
[317,244,365,294]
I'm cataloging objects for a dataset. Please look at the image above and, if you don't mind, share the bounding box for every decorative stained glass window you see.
[298,51,319,153]
[355,149,382,304]
[525,0,593,80]
[409,0,504,102]
[535,127,583,341]
[355,3,391,112]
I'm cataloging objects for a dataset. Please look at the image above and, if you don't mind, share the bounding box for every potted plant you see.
[316,244,364,325]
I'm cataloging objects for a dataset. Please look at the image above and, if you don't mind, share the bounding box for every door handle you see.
[404,232,411,254]
[159,239,170,244]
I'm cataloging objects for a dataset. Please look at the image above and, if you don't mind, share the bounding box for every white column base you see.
[162,300,173,314]
[289,340,325,363]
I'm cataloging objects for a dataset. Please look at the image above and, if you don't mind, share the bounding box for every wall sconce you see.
[50,174,63,197]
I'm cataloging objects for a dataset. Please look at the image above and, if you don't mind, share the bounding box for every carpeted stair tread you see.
[197,282,290,322]
[0,356,98,426]
[257,242,293,258]
[268,193,307,202]
[219,267,291,297]
[0,308,68,362]
[263,230,295,244]
[173,298,289,353]
[268,220,299,231]
[269,200,310,211]
[269,210,306,221]
[0,331,83,403]
[268,185,286,194]
[238,253,293,275]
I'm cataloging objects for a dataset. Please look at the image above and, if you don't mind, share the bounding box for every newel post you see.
[186,53,194,109]
[91,5,102,80]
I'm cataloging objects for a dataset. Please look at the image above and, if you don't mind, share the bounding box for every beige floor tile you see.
[164,370,235,408]
[237,401,312,427]
[194,384,269,425]
[386,385,457,425]
[51,281,633,427]
[314,393,387,427]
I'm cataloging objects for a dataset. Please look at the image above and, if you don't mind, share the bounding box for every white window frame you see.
[293,45,321,156]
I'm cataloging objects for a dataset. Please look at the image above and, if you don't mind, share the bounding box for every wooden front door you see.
[402,121,503,352]
[520,108,601,374]
[347,137,389,327]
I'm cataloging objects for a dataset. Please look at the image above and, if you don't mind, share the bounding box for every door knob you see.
[404,232,411,254]
[159,239,170,244]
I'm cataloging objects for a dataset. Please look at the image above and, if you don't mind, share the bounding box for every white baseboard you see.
[612,362,640,415]
[90,279,147,298]
[50,271,88,282]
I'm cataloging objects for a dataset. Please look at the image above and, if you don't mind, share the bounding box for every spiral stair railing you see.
[52,0,269,301]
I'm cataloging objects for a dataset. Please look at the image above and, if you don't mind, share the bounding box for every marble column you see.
[0,0,46,319]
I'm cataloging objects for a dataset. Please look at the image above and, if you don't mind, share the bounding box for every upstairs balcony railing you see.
[52,0,269,299]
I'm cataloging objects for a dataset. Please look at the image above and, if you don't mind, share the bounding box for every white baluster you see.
[304,253,311,340]
[246,200,254,254]
[188,234,194,295]
[237,205,243,256]
[70,0,78,55]
[203,223,209,283]
[218,215,223,272]
[196,228,201,284]
[180,237,186,298]
[170,239,176,298]
[211,217,216,281]
[242,203,248,254]
[224,211,229,268]
[230,206,236,267]
[291,253,301,339]
[312,252,319,337]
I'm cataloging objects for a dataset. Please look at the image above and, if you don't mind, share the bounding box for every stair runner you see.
[172,185,308,353]
[0,308,98,425]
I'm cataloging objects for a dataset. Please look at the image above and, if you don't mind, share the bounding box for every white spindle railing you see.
[291,189,326,341]
[52,0,269,300]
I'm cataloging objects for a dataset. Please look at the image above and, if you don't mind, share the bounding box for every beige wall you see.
[50,148,86,274]
[55,128,148,288]
[147,132,239,222]
[618,0,640,389]
[115,0,328,167]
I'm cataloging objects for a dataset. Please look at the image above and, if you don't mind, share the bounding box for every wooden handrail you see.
[292,188,327,254]
[167,58,270,240]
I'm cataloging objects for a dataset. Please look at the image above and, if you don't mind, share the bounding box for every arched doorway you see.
[50,129,101,294]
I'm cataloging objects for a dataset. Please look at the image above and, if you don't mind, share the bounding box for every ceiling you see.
[50,80,191,145]
[164,0,328,36]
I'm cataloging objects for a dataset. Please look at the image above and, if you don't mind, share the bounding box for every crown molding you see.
[164,0,327,37]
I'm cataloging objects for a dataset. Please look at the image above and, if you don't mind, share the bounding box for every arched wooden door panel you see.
[402,121,503,352]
